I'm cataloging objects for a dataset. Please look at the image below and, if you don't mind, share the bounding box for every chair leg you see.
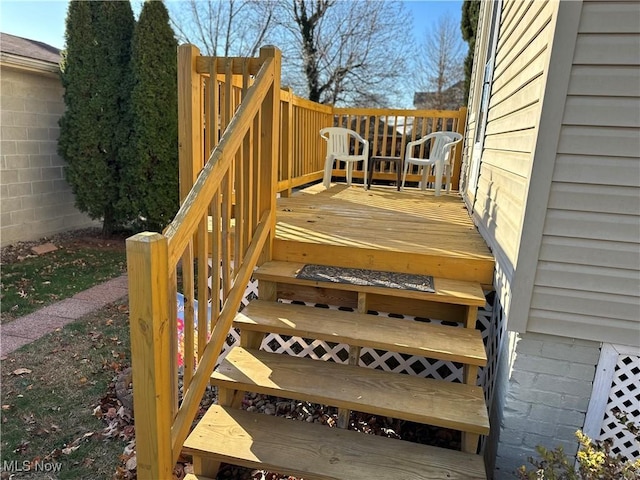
[445,164,452,193]
[346,162,353,186]
[434,160,444,196]
[401,160,410,190]
[362,160,368,189]
[323,157,334,189]
[420,166,428,191]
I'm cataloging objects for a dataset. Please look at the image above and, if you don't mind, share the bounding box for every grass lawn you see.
[0,300,132,479]
[1,230,127,323]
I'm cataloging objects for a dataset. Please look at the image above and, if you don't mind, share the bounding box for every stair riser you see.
[275,284,469,323]
[273,239,494,287]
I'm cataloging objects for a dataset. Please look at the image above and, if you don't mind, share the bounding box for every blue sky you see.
[0,0,462,51]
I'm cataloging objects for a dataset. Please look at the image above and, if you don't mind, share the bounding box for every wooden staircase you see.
[183,260,490,479]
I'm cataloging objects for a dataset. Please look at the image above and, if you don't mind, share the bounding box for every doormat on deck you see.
[296,264,435,293]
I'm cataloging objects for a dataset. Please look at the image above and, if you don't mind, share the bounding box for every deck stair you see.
[184,259,490,478]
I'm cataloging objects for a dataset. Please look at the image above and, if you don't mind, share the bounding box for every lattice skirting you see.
[584,344,640,461]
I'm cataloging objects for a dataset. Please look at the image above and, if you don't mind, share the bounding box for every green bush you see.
[517,410,640,480]
[60,0,179,234]
[59,1,135,234]
[119,0,179,232]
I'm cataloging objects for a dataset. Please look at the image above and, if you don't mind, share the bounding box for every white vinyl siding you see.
[470,1,555,275]
[527,0,640,346]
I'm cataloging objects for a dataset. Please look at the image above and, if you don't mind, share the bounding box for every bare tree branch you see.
[168,0,412,106]
[168,0,276,57]
[415,14,465,110]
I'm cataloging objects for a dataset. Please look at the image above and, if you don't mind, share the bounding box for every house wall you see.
[464,0,558,317]
[492,331,600,479]
[527,0,640,346]
[0,65,96,246]
[463,0,640,475]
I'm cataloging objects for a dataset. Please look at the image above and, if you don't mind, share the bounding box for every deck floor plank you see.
[274,185,494,286]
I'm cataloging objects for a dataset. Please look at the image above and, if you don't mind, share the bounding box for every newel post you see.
[451,106,468,191]
[258,46,281,263]
[178,44,203,204]
[126,232,174,480]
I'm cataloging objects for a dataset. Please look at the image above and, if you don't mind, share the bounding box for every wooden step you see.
[183,405,486,480]
[235,300,487,367]
[212,347,490,436]
[184,475,215,480]
[254,261,485,307]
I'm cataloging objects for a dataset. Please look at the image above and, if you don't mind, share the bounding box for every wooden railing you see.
[126,45,281,479]
[275,99,468,194]
[277,88,333,196]
[173,57,466,197]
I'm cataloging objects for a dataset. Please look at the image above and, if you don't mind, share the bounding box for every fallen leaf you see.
[13,368,32,375]
[105,319,114,326]
[62,445,80,455]
[79,377,88,385]
[14,441,30,453]
[2,405,11,411]
[93,406,102,418]
[126,455,137,471]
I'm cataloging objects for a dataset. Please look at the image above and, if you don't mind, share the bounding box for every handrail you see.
[127,45,281,479]
[170,209,272,456]
[165,56,274,266]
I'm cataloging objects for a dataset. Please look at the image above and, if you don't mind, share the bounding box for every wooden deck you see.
[274,183,495,287]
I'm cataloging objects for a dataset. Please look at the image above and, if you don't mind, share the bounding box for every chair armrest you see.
[349,130,368,146]
[441,137,463,161]
[405,132,438,159]
[348,131,368,158]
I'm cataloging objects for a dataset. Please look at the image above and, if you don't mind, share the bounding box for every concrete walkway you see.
[1,274,129,357]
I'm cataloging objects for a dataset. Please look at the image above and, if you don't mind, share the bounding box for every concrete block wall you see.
[492,331,600,479]
[1,66,97,246]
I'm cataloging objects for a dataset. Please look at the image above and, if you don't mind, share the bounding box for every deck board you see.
[274,184,495,286]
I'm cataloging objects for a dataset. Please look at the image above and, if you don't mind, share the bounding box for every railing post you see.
[258,46,281,263]
[280,86,294,197]
[126,232,174,480]
[178,44,203,204]
[451,106,468,191]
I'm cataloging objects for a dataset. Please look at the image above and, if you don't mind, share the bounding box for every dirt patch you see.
[1,228,128,266]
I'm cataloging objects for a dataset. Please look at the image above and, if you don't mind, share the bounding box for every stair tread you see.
[255,261,486,306]
[184,405,486,480]
[236,300,487,366]
[184,475,216,480]
[213,347,489,434]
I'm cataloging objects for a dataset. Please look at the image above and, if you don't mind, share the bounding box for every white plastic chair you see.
[401,131,463,196]
[320,127,369,189]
